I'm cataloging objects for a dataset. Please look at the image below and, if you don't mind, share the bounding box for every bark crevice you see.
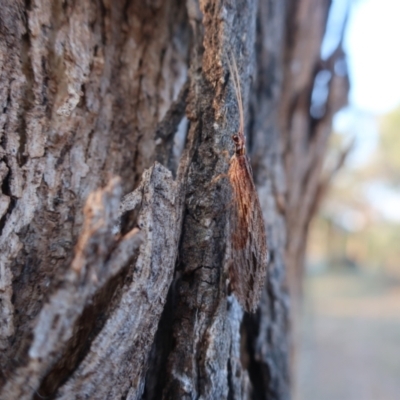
[0,0,349,398]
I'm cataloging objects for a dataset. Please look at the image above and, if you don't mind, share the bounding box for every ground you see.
[294,267,400,400]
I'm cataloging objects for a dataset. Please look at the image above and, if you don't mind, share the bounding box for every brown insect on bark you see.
[226,54,269,313]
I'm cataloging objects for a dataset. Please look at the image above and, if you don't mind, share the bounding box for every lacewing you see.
[227,55,268,313]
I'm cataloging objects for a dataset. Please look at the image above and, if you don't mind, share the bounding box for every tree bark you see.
[0,0,348,399]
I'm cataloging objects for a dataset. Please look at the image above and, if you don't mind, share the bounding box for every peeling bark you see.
[0,0,348,399]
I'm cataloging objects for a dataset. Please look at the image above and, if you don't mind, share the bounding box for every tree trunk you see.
[0,0,348,399]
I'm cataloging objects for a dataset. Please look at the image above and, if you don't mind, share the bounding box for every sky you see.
[324,0,400,222]
[345,0,400,113]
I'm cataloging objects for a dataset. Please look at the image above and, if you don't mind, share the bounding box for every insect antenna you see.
[227,52,244,140]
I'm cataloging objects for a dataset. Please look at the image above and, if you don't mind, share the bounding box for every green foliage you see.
[308,107,400,277]
[379,107,400,186]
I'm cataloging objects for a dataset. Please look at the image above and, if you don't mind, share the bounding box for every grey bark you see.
[0,0,348,399]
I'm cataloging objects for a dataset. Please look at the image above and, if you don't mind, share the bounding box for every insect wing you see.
[228,154,268,312]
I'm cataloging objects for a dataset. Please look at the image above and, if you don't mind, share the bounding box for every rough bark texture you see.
[0,0,348,399]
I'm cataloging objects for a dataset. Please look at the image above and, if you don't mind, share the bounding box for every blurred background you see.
[295,0,400,399]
